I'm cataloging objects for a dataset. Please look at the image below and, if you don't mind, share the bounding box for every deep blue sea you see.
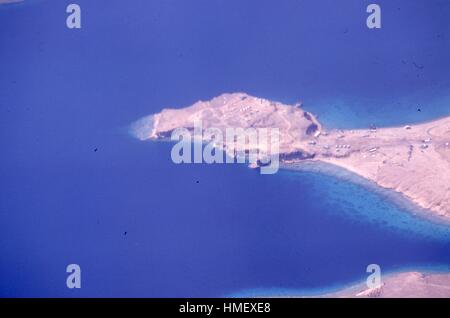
[0,0,449,297]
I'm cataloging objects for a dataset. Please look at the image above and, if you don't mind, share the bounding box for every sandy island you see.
[317,271,450,298]
[247,271,450,298]
[132,93,450,221]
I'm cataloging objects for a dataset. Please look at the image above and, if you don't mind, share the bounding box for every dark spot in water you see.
[124,231,127,236]
[417,108,421,112]
[306,123,318,135]
[412,61,424,70]
[94,148,98,152]
[196,180,200,184]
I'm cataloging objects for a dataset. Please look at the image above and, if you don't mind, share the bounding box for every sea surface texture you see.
[0,0,449,296]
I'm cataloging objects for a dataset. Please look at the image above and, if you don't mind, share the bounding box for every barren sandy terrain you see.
[132,93,450,221]
[320,271,450,298]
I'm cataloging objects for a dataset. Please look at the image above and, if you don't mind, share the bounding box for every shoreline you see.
[281,160,450,227]
[300,90,450,130]
[228,266,450,298]
[317,267,450,298]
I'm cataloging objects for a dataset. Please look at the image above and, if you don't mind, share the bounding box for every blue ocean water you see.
[0,0,449,297]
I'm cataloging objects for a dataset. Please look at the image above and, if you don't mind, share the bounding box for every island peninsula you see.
[131,93,450,221]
